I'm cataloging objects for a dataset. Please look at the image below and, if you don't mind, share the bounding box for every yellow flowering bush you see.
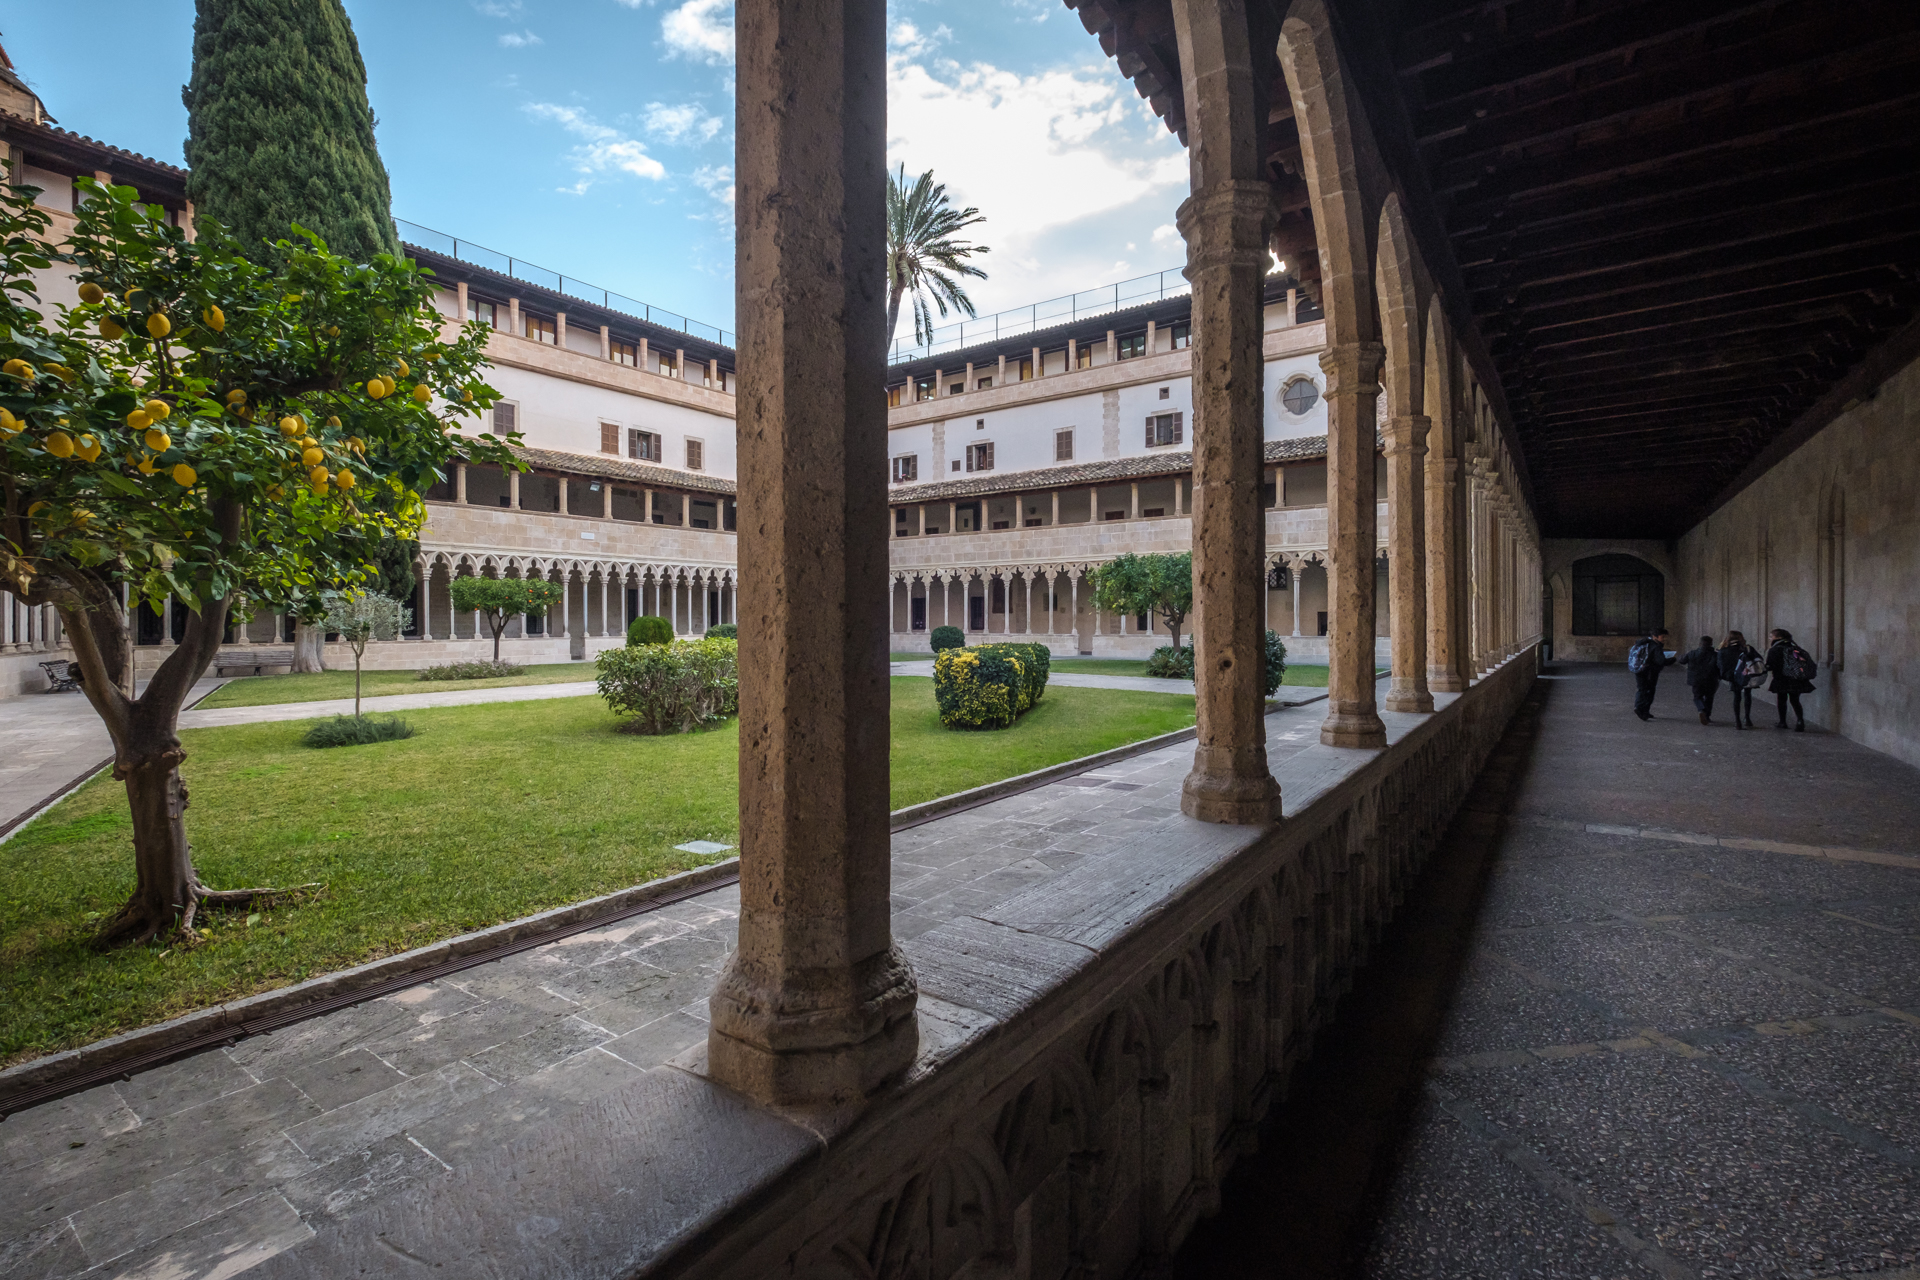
[933,642,1051,730]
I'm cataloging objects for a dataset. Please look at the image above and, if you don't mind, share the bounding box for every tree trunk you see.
[106,742,199,943]
[293,619,327,673]
[489,615,503,663]
[354,651,363,716]
[886,279,906,347]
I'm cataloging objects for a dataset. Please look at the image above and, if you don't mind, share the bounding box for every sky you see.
[2,0,1190,341]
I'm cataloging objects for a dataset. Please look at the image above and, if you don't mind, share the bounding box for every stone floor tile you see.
[600,1013,710,1071]
[1675,912,1920,1011]
[0,1219,89,1279]
[112,1050,260,1123]
[281,1063,497,1166]
[275,1132,448,1232]
[1703,1018,1920,1158]
[402,1047,646,1167]
[0,1080,140,1173]
[278,1048,408,1114]
[68,1134,314,1265]
[467,1015,612,1084]
[360,994,573,1079]
[567,963,718,1038]
[623,927,732,975]
[88,1190,312,1278]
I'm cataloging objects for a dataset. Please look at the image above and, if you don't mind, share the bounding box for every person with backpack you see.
[1628,627,1673,721]
[1678,635,1721,724]
[1766,627,1817,731]
[1717,630,1764,730]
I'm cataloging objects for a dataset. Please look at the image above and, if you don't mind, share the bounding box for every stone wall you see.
[664,650,1539,1278]
[1541,537,1677,663]
[1672,349,1920,766]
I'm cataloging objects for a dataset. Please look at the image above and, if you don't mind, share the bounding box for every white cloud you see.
[498,29,542,47]
[888,22,950,59]
[662,0,734,65]
[524,103,668,191]
[644,102,725,145]
[886,53,1188,312]
[1151,223,1180,245]
[693,164,735,212]
[472,0,521,16]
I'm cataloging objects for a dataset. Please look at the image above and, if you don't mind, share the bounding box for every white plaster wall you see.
[1673,348,1920,767]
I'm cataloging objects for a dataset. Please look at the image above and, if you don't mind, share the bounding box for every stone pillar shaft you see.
[1382,415,1432,713]
[709,0,916,1106]
[1426,455,1466,692]
[1178,180,1281,824]
[1320,342,1387,747]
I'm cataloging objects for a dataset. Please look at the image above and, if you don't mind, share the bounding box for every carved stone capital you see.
[1318,342,1385,398]
[1382,413,1431,457]
[1175,179,1278,277]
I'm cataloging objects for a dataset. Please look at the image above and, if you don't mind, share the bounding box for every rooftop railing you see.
[394,218,737,350]
[885,268,1189,366]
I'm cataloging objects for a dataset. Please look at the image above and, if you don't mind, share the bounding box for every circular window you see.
[1281,378,1320,416]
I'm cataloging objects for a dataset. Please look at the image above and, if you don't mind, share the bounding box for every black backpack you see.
[1627,639,1655,674]
[1780,643,1817,683]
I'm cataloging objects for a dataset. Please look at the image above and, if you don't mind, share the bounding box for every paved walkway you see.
[0,689,1370,1278]
[1175,662,1920,1278]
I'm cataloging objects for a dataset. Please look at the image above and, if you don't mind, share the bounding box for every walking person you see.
[1628,627,1673,721]
[1718,630,1763,730]
[1766,628,1816,731]
[1679,635,1721,724]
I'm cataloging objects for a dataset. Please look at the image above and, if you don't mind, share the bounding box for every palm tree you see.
[887,165,990,349]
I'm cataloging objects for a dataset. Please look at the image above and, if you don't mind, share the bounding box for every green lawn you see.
[1,679,1192,1065]
[199,662,595,708]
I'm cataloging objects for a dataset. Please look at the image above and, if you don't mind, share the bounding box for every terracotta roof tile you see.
[0,110,188,182]
[504,444,737,497]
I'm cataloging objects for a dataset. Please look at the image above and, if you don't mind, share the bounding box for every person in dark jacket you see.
[1632,627,1673,721]
[1678,636,1721,724]
[1766,628,1814,731]
[1717,630,1762,730]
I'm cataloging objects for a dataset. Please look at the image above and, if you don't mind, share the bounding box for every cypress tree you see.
[182,0,399,261]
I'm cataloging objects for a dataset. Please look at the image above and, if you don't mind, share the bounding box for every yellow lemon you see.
[395,359,410,378]
[146,313,171,339]
[76,434,101,462]
[327,324,340,337]
[278,415,302,437]
[171,463,197,487]
[27,500,48,517]
[366,377,389,400]
[462,389,473,402]
[144,399,170,421]
[267,484,285,500]
[71,508,91,526]
[202,305,225,332]
[301,446,324,466]
[44,363,75,384]
[144,428,171,453]
[2,358,30,378]
[127,409,151,430]
[335,469,355,491]
[298,436,316,449]
[237,406,253,420]
[226,388,248,405]
[325,415,341,428]
[99,317,124,340]
[309,465,330,487]
[347,436,364,454]
[77,282,105,305]
[0,408,18,434]
[46,431,75,458]
[411,383,431,404]
[137,456,158,475]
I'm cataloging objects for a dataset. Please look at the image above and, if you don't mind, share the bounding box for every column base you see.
[1320,707,1387,749]
[1427,671,1469,693]
[1383,683,1434,714]
[1181,746,1282,825]
[707,945,919,1106]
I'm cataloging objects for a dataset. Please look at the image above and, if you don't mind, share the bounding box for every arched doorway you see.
[1570,553,1664,638]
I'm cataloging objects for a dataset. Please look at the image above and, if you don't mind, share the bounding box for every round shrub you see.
[934,642,1050,730]
[626,615,674,647]
[1146,645,1195,679]
[929,625,964,653]
[1263,630,1288,697]
[302,715,414,748]
[705,623,738,639]
[597,637,739,734]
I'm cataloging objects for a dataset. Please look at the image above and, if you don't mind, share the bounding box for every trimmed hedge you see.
[626,615,674,647]
[1147,631,1286,694]
[929,625,964,653]
[417,660,525,681]
[596,637,739,734]
[705,623,738,639]
[934,642,1051,730]
[302,715,414,748]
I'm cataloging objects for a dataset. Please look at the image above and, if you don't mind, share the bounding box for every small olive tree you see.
[448,574,566,662]
[0,176,517,944]
[1091,552,1193,650]
[321,589,410,715]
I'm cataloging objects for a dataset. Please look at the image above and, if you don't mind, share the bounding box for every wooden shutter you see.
[688,440,704,470]
[1174,411,1184,444]
[1145,416,1155,448]
[495,402,516,432]
[600,422,619,454]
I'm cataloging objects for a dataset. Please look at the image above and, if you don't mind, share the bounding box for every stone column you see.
[1382,415,1432,713]
[1024,572,1035,634]
[711,0,915,1107]
[1051,491,1060,526]
[508,469,521,509]
[602,484,614,520]
[455,462,468,504]
[558,475,570,516]
[947,500,957,534]
[1070,571,1080,646]
[1177,179,1280,823]
[1320,342,1388,748]
[600,325,611,361]
[1129,482,1140,520]
[418,564,433,641]
[1291,559,1303,637]
[1426,452,1467,692]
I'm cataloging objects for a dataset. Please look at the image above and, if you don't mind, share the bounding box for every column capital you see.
[1318,341,1385,395]
[1382,413,1431,456]
[1175,178,1277,273]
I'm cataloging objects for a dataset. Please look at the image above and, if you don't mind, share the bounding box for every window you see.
[1145,412,1184,447]
[966,442,994,472]
[1117,332,1146,360]
[1025,518,1043,527]
[1104,509,1126,521]
[1267,564,1292,591]
[1019,358,1033,381]
[686,438,705,471]
[915,376,935,402]
[659,353,678,377]
[952,459,962,471]
[1143,507,1165,518]
[976,376,992,390]
[892,455,918,483]
[1055,429,1074,461]
[888,384,905,408]
[526,315,556,344]
[600,422,621,454]
[1170,321,1191,350]
[975,418,985,430]
[628,429,659,461]
[611,338,639,367]
[1159,386,1171,400]
[1075,344,1094,370]
[495,401,517,433]
[948,382,964,396]
[468,299,497,327]
[1281,377,1320,416]
[911,598,926,630]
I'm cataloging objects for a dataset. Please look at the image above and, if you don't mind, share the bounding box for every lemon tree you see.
[0,176,519,945]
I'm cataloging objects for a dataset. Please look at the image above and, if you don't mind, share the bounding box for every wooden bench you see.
[214,648,295,677]
[38,659,81,692]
